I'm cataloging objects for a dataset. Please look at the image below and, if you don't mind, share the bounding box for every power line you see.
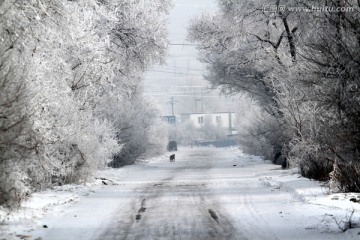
[167,54,201,58]
[144,85,206,88]
[146,91,212,95]
[149,66,205,72]
[144,94,220,98]
[169,43,197,46]
[167,97,178,115]
[147,70,203,76]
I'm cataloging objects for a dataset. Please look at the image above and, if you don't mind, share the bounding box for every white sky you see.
[143,0,236,116]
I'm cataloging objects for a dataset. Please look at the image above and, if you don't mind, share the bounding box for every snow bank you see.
[258,166,360,235]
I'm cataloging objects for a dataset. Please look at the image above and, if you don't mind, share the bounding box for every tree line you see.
[0,0,171,209]
[188,0,360,192]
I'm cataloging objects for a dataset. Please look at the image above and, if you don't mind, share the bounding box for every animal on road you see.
[169,154,175,162]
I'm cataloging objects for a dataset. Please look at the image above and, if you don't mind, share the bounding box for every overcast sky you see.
[143,0,236,116]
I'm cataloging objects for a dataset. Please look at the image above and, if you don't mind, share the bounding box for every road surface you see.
[28,147,349,240]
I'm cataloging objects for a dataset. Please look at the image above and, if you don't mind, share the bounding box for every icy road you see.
[27,147,358,240]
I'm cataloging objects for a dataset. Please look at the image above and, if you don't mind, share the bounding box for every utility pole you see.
[201,93,204,112]
[194,93,204,112]
[195,97,201,112]
[168,97,177,116]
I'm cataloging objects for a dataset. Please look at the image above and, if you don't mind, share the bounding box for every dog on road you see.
[169,154,175,162]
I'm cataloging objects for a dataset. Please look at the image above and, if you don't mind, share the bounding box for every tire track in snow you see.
[99,149,247,240]
[242,191,279,240]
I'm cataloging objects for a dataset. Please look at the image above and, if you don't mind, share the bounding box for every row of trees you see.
[0,0,170,208]
[188,0,360,192]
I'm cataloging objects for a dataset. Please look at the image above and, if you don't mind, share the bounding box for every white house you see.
[181,112,237,132]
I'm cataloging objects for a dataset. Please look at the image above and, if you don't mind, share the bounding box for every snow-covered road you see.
[98,148,241,240]
[4,147,360,239]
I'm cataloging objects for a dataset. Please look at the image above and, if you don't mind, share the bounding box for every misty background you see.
[144,0,237,116]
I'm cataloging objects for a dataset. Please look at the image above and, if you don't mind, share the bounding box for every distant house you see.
[181,112,237,134]
[161,115,176,125]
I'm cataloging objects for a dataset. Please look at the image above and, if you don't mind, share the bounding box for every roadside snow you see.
[1,147,360,240]
[257,166,360,236]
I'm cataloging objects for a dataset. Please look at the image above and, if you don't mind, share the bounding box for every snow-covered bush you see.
[144,116,169,158]
[104,95,168,167]
[172,120,197,146]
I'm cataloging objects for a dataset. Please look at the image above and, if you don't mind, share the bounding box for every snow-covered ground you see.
[1,147,360,240]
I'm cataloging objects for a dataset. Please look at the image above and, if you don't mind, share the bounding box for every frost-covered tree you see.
[0,0,171,208]
[296,0,360,190]
[96,0,172,167]
[187,0,303,165]
[0,43,34,208]
[188,0,360,191]
[0,0,121,208]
